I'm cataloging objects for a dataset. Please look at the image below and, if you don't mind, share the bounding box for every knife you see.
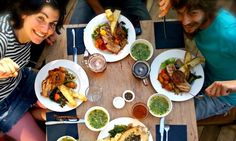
[163,16,167,38]
[160,117,165,141]
[45,119,85,125]
[72,29,77,64]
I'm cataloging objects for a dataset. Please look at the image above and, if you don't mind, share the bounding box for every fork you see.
[164,125,170,141]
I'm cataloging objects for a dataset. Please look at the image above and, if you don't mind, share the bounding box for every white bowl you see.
[122,90,135,102]
[130,39,154,61]
[57,135,77,141]
[113,96,125,109]
[147,93,172,117]
[84,106,110,132]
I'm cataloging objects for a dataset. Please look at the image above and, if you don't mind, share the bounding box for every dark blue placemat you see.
[156,125,187,141]
[67,27,85,55]
[154,21,185,49]
[46,109,79,141]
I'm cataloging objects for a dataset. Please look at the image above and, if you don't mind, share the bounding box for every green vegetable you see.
[160,58,176,69]
[109,125,128,137]
[187,72,202,84]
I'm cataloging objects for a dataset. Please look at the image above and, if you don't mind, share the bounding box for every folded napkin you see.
[154,21,185,49]
[46,109,79,141]
[156,124,187,141]
[66,27,86,55]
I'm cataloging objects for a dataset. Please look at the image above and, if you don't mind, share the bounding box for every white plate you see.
[97,117,153,141]
[84,13,136,62]
[150,49,204,101]
[34,59,89,112]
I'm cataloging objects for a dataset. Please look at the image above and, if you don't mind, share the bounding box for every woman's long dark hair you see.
[9,0,68,34]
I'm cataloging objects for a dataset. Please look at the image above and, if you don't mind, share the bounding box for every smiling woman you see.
[0,0,68,141]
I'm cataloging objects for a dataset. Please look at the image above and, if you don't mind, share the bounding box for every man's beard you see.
[184,15,208,40]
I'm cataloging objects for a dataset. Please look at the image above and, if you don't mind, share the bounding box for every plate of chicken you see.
[34,59,89,112]
[150,49,205,101]
[84,10,136,62]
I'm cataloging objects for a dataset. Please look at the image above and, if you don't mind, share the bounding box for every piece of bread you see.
[110,10,121,35]
[57,85,77,107]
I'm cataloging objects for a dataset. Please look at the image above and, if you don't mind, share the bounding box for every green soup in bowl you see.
[130,39,153,61]
[147,94,172,117]
[85,106,110,131]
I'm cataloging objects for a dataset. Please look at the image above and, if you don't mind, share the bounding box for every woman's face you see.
[21,5,59,44]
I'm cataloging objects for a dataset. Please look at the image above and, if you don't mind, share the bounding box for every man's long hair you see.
[170,0,218,19]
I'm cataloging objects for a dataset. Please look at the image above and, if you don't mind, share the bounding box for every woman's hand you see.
[158,0,172,18]
[205,80,236,97]
[0,58,19,79]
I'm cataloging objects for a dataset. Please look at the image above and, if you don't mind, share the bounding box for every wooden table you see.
[39,21,199,141]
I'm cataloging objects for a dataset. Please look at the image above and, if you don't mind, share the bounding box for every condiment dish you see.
[130,39,153,61]
[113,96,125,109]
[147,93,172,117]
[84,106,110,131]
[122,90,135,102]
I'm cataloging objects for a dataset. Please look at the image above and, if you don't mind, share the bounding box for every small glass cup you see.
[82,53,107,73]
[132,102,148,120]
[86,86,103,104]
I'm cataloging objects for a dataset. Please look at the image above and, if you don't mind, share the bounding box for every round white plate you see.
[34,59,89,112]
[150,49,204,101]
[84,13,136,62]
[97,117,153,141]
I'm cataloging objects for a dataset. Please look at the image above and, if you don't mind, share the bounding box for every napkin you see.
[46,109,79,141]
[154,21,185,49]
[66,27,86,55]
[156,124,187,141]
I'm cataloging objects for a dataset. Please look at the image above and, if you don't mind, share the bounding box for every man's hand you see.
[45,32,57,46]
[205,80,236,97]
[0,58,19,79]
[158,0,172,18]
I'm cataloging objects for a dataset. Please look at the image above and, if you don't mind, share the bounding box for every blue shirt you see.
[195,9,236,105]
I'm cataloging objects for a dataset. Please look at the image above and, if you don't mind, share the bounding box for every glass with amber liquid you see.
[132,102,148,119]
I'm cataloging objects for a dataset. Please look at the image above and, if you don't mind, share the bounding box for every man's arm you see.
[86,0,104,15]
[205,80,236,97]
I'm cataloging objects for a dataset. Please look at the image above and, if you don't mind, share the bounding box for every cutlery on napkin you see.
[163,16,167,38]
[160,117,165,141]
[72,28,78,64]
[45,119,85,125]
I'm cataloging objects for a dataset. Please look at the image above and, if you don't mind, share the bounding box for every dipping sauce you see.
[131,43,151,61]
[148,95,169,116]
[132,102,148,119]
[124,92,133,100]
[88,109,108,129]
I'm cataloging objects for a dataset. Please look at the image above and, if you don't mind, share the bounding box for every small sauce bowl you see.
[122,90,135,102]
[113,97,125,109]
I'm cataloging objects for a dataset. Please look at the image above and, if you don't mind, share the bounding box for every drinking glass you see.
[86,86,103,104]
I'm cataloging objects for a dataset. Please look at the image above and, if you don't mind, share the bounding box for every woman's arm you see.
[86,0,104,15]
[205,80,236,97]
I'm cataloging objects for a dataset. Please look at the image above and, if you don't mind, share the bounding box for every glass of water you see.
[86,86,103,104]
